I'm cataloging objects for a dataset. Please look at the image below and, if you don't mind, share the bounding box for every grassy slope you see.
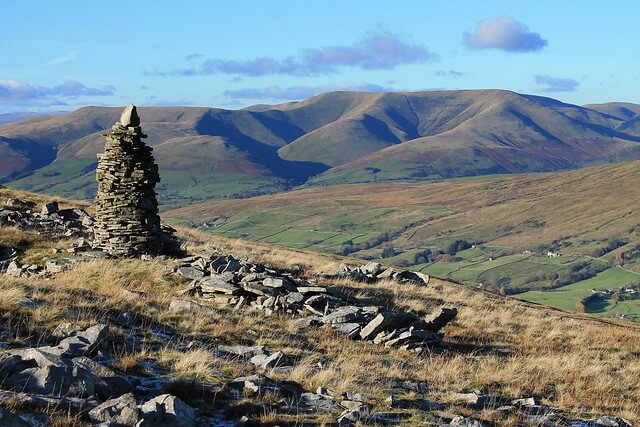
[1,187,639,424]
[166,161,640,318]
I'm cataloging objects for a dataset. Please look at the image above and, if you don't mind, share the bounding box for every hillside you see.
[0,187,638,425]
[3,90,640,206]
[166,161,640,320]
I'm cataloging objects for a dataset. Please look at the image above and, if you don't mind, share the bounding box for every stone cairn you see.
[93,104,163,256]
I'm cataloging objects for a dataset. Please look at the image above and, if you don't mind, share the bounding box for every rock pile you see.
[176,255,455,351]
[0,198,92,236]
[0,324,197,426]
[326,261,431,284]
[93,104,164,257]
[0,197,101,275]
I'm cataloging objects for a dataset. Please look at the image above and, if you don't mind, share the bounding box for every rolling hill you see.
[2,90,640,206]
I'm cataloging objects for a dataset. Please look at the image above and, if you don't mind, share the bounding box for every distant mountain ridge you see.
[1,90,639,205]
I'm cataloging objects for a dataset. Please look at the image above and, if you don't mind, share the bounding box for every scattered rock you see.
[299,392,341,411]
[139,394,196,427]
[177,266,205,280]
[89,392,140,426]
[40,201,59,216]
[250,351,287,369]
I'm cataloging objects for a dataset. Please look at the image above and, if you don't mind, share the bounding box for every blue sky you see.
[1,0,639,113]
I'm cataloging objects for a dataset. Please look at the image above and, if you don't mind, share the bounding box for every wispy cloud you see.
[148,30,437,77]
[223,82,398,101]
[0,79,115,108]
[464,17,547,52]
[436,70,464,78]
[534,75,580,92]
[48,50,80,65]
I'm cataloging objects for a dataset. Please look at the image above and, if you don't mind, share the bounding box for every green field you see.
[518,267,640,316]
[8,159,286,209]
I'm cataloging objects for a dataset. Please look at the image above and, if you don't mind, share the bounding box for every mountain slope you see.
[311,91,640,184]
[584,102,640,120]
[2,90,640,204]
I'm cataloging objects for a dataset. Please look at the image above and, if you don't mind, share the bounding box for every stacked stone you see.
[93,104,163,256]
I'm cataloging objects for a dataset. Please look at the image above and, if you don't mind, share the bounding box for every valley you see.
[166,161,640,321]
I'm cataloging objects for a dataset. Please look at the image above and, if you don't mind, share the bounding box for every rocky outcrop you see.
[175,254,454,352]
[93,104,164,257]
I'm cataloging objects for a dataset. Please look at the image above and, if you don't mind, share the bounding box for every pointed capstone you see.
[119,103,140,127]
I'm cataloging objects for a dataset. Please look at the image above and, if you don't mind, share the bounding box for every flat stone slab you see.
[321,307,362,324]
[198,277,239,295]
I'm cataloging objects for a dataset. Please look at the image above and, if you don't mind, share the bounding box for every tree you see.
[413,249,433,264]
[381,247,397,258]
[445,240,472,255]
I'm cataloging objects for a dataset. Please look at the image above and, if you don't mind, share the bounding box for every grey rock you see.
[198,277,239,295]
[594,416,633,427]
[316,386,339,398]
[4,199,36,210]
[360,312,414,340]
[395,270,430,284]
[40,324,108,358]
[5,261,22,277]
[229,374,281,394]
[241,282,279,296]
[89,393,140,426]
[321,306,362,324]
[450,392,488,407]
[448,415,487,426]
[250,351,286,369]
[263,277,295,290]
[5,348,99,397]
[422,307,457,332]
[218,345,269,359]
[511,397,537,406]
[73,356,132,399]
[296,286,327,294]
[337,405,371,426]
[119,103,140,127]
[139,394,195,427]
[46,258,76,273]
[52,322,81,338]
[359,262,382,276]
[334,323,361,338]
[384,327,440,348]
[299,392,340,411]
[285,292,305,305]
[41,201,59,216]
[177,266,205,280]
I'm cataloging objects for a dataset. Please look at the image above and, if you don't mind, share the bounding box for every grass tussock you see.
[53,259,183,295]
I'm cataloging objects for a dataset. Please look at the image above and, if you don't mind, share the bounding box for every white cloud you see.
[464,17,547,52]
[48,50,80,65]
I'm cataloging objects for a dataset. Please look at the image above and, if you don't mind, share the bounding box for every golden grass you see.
[1,222,639,424]
[52,259,183,295]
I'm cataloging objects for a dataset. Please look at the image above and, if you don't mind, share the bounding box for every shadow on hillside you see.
[194,111,329,183]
